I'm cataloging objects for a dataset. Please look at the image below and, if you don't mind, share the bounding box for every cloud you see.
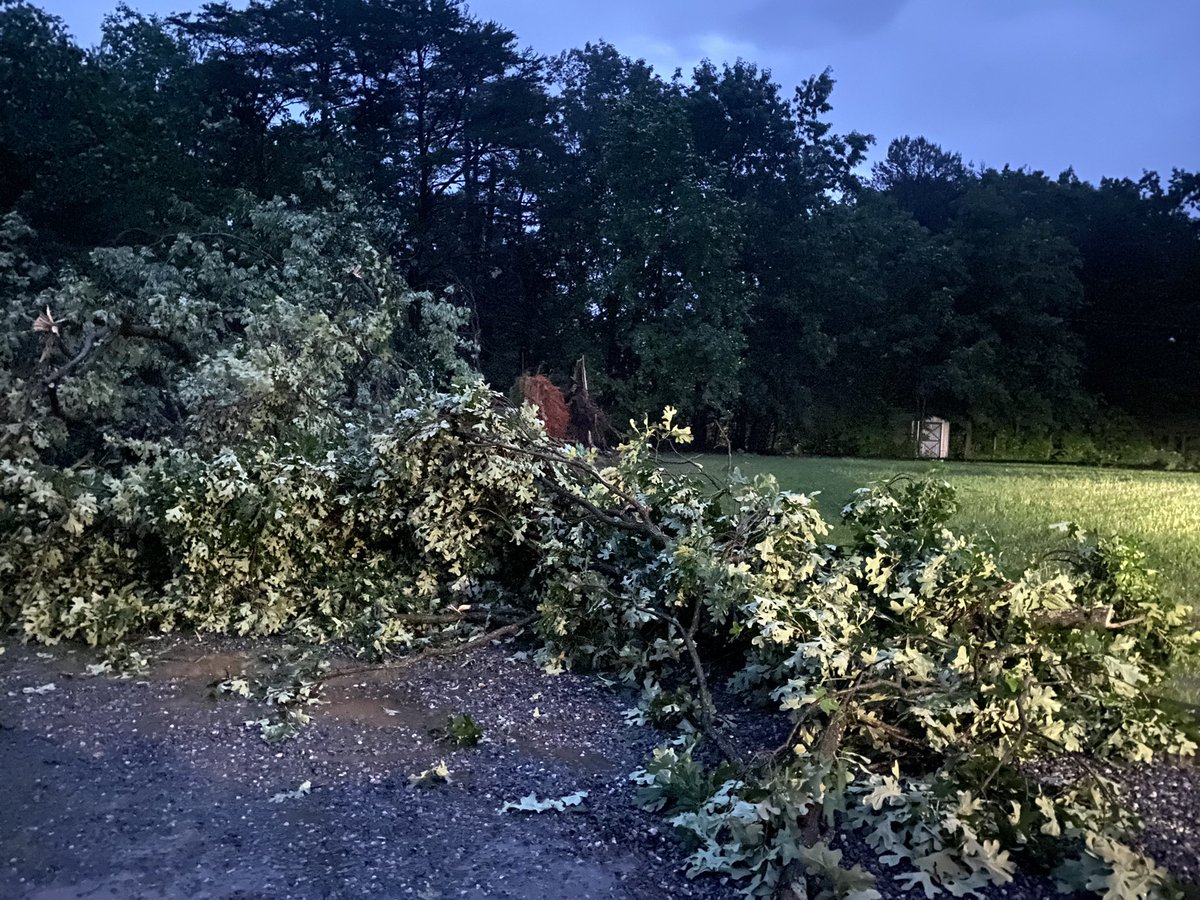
[729,0,911,48]
[38,0,1200,181]
[616,32,762,79]
[695,33,760,65]
[818,0,1200,180]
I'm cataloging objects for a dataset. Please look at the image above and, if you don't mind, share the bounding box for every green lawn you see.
[673,454,1200,702]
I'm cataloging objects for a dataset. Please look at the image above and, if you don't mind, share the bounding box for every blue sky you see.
[35,0,1200,185]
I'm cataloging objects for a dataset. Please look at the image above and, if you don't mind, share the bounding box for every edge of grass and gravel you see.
[667,454,1200,704]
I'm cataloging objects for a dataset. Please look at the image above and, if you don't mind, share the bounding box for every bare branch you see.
[118,321,197,364]
[318,616,536,685]
[41,326,114,387]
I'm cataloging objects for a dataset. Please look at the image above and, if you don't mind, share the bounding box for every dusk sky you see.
[35,0,1200,185]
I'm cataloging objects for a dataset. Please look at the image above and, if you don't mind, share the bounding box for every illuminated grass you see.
[677,454,1200,703]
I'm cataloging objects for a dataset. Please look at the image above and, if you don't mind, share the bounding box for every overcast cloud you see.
[37,0,1200,184]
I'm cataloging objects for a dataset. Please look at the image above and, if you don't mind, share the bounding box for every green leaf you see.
[499,790,589,814]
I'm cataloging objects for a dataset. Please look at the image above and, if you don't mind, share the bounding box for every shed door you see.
[917,419,948,459]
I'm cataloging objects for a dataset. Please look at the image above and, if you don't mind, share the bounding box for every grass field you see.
[675,454,1200,702]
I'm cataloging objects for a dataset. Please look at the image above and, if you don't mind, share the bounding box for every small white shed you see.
[914,417,950,459]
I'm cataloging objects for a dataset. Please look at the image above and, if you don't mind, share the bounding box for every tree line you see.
[2,0,1197,463]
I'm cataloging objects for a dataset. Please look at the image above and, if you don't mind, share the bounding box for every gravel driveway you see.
[1,635,1196,899]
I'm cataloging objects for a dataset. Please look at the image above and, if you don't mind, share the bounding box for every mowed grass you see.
[677,454,1200,702]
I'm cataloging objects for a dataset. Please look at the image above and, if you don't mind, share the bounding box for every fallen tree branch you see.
[40,317,194,394]
[980,676,1032,796]
[537,476,668,546]
[41,326,115,387]
[775,703,855,900]
[662,600,745,768]
[387,608,529,627]
[1034,606,1146,631]
[483,440,672,548]
[118,320,198,364]
[318,616,536,684]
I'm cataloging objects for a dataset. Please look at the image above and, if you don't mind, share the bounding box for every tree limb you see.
[41,326,114,387]
[118,321,198,364]
[318,616,535,685]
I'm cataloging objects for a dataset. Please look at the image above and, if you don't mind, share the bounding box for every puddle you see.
[509,734,617,775]
[153,652,250,682]
[1,644,93,678]
[319,694,449,731]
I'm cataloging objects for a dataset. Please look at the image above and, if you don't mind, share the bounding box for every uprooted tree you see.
[1,203,1197,899]
[512,358,613,448]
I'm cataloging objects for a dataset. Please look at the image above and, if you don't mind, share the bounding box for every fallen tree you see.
[2,206,1197,899]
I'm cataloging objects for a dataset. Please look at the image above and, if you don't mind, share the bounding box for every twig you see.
[318,616,535,684]
[484,440,672,548]
[661,447,728,493]
[674,600,744,767]
[980,676,1032,795]
[42,326,113,386]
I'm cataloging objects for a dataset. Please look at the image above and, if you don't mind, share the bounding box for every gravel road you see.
[1,634,1196,899]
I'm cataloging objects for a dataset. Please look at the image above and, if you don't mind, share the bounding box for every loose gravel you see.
[1,634,738,900]
[0,634,1196,899]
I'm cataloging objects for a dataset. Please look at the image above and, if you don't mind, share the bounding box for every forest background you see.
[3,0,1198,464]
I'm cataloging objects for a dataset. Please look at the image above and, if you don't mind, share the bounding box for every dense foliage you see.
[5,381,1197,897]
[2,0,1197,462]
[2,3,1198,896]
[0,199,478,646]
[623,472,1198,897]
[3,202,1197,893]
